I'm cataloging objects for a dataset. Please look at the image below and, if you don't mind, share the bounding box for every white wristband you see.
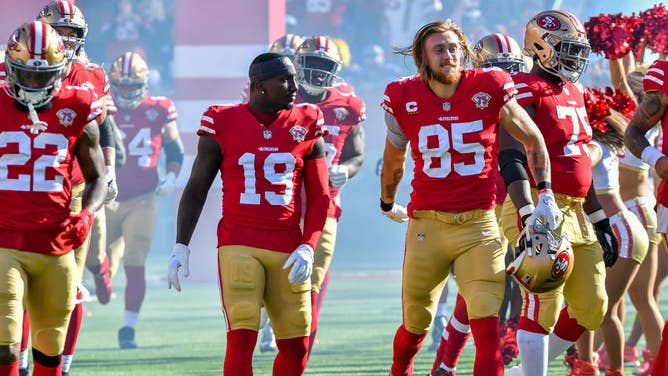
[640,146,665,169]
[518,204,535,218]
[587,209,606,224]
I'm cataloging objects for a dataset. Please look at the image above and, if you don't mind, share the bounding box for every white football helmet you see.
[506,220,574,294]
[295,36,342,96]
[474,33,525,73]
[525,9,590,83]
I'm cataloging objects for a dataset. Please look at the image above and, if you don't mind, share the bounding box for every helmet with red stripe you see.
[643,60,668,95]
[109,52,149,110]
[4,21,66,108]
[474,33,525,73]
[269,34,304,59]
[525,10,590,83]
[295,35,342,96]
[36,0,88,61]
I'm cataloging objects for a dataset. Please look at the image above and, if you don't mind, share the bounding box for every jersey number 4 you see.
[418,122,485,178]
[238,152,296,205]
[0,131,69,192]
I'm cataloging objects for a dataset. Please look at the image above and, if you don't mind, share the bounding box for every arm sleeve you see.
[301,156,330,249]
[385,112,409,149]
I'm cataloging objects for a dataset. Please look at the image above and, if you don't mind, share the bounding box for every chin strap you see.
[26,102,48,134]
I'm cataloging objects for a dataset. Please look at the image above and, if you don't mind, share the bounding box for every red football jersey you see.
[65,61,112,185]
[296,87,365,218]
[645,60,668,206]
[513,72,592,198]
[382,69,515,214]
[0,85,100,255]
[115,95,177,201]
[198,102,326,253]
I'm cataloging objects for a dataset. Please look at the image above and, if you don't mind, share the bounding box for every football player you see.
[106,51,183,349]
[379,20,553,376]
[0,21,106,376]
[429,32,526,376]
[13,2,122,374]
[293,35,366,357]
[167,52,330,375]
[624,58,668,376]
[499,10,615,376]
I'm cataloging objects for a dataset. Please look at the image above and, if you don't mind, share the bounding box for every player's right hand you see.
[381,202,409,223]
[58,209,95,250]
[168,243,190,291]
[104,172,118,204]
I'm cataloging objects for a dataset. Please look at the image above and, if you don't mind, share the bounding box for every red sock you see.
[308,290,319,357]
[443,294,471,367]
[430,335,449,375]
[124,265,145,312]
[470,317,503,376]
[553,307,586,342]
[0,361,19,376]
[650,319,668,376]
[63,292,83,356]
[224,329,257,376]
[21,310,30,352]
[32,361,62,376]
[274,336,309,376]
[390,325,427,376]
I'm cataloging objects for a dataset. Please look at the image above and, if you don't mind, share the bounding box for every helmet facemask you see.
[5,59,65,108]
[111,77,147,110]
[297,55,341,96]
[543,36,590,83]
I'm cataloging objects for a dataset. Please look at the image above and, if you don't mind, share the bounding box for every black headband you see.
[249,56,296,82]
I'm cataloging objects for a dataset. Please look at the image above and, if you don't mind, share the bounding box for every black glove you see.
[514,213,532,256]
[593,218,618,267]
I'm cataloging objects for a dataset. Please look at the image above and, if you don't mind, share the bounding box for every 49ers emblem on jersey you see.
[289,125,307,142]
[472,92,491,109]
[56,108,77,127]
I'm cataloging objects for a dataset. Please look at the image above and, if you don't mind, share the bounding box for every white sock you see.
[123,310,139,328]
[436,303,448,317]
[517,329,548,376]
[18,349,29,369]
[61,354,73,373]
[547,332,573,362]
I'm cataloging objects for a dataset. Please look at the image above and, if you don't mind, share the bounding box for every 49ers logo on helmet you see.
[551,252,570,278]
[537,15,561,31]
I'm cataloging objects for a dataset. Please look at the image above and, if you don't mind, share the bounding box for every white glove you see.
[168,243,190,291]
[526,189,562,231]
[104,171,118,204]
[381,202,409,223]
[282,244,314,284]
[329,164,349,188]
[156,172,177,197]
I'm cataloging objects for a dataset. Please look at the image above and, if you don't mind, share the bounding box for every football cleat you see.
[624,344,640,367]
[259,321,277,353]
[567,359,599,376]
[19,367,29,376]
[118,326,137,349]
[428,315,446,352]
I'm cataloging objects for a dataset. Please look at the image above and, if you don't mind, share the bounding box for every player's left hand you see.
[593,218,618,267]
[104,172,118,204]
[58,209,95,249]
[329,164,349,188]
[283,244,314,284]
[526,189,562,231]
[156,172,177,197]
[168,243,190,291]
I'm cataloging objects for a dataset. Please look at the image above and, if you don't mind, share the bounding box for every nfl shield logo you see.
[442,102,451,112]
[263,129,272,139]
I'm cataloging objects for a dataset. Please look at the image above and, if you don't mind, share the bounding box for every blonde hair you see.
[395,20,475,82]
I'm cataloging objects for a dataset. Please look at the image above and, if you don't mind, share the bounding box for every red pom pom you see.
[585,13,635,59]
[628,13,646,54]
[605,87,637,119]
[642,3,668,54]
[584,87,612,133]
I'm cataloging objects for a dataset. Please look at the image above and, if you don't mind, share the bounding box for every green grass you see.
[67,266,665,375]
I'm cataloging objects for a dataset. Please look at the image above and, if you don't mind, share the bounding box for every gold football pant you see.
[219,245,311,339]
[401,209,505,334]
[106,192,157,268]
[500,192,607,332]
[311,217,337,293]
[0,248,76,356]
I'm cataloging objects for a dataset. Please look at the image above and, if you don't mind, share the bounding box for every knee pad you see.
[222,254,265,330]
[569,299,606,331]
[466,290,502,319]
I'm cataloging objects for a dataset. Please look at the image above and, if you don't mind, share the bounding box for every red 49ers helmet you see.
[506,221,574,294]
